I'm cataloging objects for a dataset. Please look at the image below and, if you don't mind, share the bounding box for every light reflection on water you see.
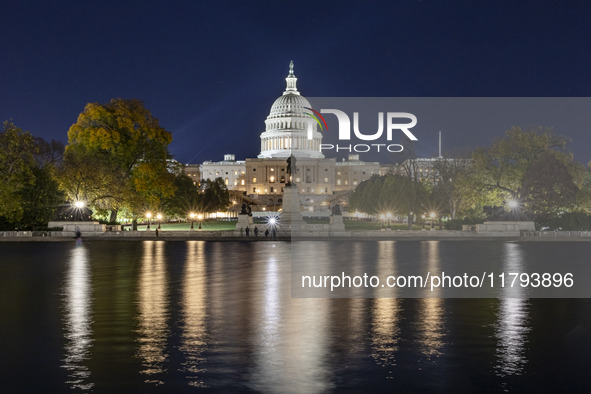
[495,243,530,377]
[45,240,591,391]
[250,244,332,393]
[61,245,94,390]
[136,241,169,385]
[416,241,444,358]
[179,241,208,387]
[371,241,401,371]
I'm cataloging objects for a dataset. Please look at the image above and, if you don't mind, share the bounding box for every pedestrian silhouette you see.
[254,226,259,237]
[265,229,269,238]
[245,226,250,237]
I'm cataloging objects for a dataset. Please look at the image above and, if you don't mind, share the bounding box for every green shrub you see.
[444,218,484,230]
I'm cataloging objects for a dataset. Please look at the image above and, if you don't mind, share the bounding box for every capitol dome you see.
[258,61,324,159]
[268,93,312,119]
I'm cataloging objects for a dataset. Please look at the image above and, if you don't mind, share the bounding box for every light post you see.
[386,212,392,230]
[430,211,436,230]
[157,213,162,229]
[146,212,152,230]
[189,212,196,230]
[197,213,203,230]
[421,214,426,230]
[380,214,386,230]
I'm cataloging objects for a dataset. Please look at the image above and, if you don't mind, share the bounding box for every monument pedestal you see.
[235,214,254,235]
[330,214,346,234]
[279,184,306,233]
[48,221,106,236]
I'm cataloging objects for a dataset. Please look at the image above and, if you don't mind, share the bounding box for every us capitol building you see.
[184,62,398,212]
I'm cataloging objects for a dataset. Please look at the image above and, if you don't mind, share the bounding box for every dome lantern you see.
[284,60,299,94]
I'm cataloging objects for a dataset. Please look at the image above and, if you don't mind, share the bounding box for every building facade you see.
[187,62,395,211]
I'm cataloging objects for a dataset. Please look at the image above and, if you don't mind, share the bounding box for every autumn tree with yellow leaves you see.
[59,99,176,225]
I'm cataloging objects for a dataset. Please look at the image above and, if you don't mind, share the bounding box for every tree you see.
[18,166,63,229]
[200,178,230,213]
[399,144,429,229]
[431,156,474,219]
[521,153,578,222]
[0,121,37,223]
[471,126,581,212]
[348,173,427,225]
[59,99,176,222]
[163,174,201,219]
[0,122,65,229]
[577,160,591,213]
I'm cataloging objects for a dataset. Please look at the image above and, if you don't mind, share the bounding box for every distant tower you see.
[438,131,442,158]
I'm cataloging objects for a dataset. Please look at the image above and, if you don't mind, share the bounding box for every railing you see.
[521,230,591,238]
[0,231,32,237]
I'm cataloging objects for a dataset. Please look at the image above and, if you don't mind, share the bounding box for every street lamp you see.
[429,211,436,230]
[197,213,203,230]
[146,212,152,230]
[386,212,392,230]
[189,212,196,230]
[379,214,386,230]
[157,213,162,229]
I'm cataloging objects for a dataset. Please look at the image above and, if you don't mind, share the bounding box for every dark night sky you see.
[2,1,590,164]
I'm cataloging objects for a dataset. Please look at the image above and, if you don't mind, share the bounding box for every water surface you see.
[1,240,590,392]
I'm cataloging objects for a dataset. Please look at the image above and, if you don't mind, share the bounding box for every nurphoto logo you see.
[306,107,418,153]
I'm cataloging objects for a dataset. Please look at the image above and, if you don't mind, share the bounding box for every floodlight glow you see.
[507,200,519,209]
[189,212,196,219]
[429,211,436,218]
[74,201,85,208]
[146,212,152,219]
[269,217,277,225]
[156,213,162,220]
[197,214,203,220]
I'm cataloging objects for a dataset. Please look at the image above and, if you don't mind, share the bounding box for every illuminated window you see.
[241,180,245,185]
[324,177,328,182]
[234,180,238,186]
[337,179,341,185]
[253,177,257,183]
[270,176,275,183]
[225,178,229,185]
[345,180,349,185]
